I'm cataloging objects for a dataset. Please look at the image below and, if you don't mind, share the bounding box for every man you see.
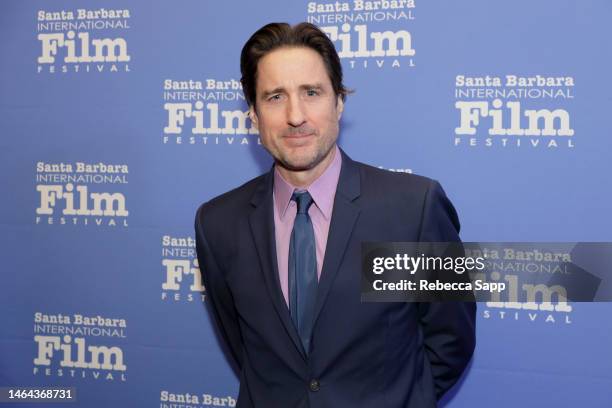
[195,22,476,407]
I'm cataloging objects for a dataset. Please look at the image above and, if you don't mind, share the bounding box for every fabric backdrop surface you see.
[1,1,611,407]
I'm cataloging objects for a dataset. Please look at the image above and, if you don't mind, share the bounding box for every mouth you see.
[284,132,314,139]
[283,132,314,147]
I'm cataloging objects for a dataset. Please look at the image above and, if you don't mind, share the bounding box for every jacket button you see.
[309,379,320,392]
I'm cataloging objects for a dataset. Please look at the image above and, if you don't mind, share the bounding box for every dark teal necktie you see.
[288,191,318,355]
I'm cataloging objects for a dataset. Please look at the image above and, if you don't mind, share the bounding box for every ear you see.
[249,105,259,129]
[336,95,344,121]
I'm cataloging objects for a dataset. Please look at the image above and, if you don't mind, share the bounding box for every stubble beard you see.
[273,135,337,173]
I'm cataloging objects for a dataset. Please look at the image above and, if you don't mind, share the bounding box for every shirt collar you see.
[273,144,342,221]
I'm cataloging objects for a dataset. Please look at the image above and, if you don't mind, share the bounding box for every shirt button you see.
[309,379,320,392]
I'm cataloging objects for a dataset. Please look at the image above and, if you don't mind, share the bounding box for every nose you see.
[286,96,306,127]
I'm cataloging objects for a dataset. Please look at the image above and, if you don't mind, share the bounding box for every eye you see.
[268,94,281,101]
[306,89,319,97]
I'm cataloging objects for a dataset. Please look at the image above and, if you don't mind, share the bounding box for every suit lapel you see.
[313,150,361,326]
[248,170,307,360]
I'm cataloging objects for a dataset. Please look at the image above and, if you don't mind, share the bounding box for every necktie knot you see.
[292,191,313,214]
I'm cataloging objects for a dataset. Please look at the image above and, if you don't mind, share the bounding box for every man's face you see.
[250,47,344,172]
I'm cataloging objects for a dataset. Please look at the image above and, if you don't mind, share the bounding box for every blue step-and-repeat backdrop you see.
[1,1,611,407]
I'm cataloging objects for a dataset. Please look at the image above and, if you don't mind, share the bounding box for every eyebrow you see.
[260,83,326,99]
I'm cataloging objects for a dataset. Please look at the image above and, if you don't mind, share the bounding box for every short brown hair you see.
[240,22,349,108]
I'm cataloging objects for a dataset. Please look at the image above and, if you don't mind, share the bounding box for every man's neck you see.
[276,145,337,189]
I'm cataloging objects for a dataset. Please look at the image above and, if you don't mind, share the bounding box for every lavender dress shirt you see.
[273,145,342,307]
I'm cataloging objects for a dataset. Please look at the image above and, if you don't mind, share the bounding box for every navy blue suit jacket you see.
[195,150,476,407]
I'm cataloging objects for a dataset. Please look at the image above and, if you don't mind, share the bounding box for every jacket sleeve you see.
[416,180,477,400]
[195,203,244,370]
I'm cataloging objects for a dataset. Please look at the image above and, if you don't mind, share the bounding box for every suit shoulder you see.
[351,160,460,237]
[355,161,435,194]
[195,172,266,222]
